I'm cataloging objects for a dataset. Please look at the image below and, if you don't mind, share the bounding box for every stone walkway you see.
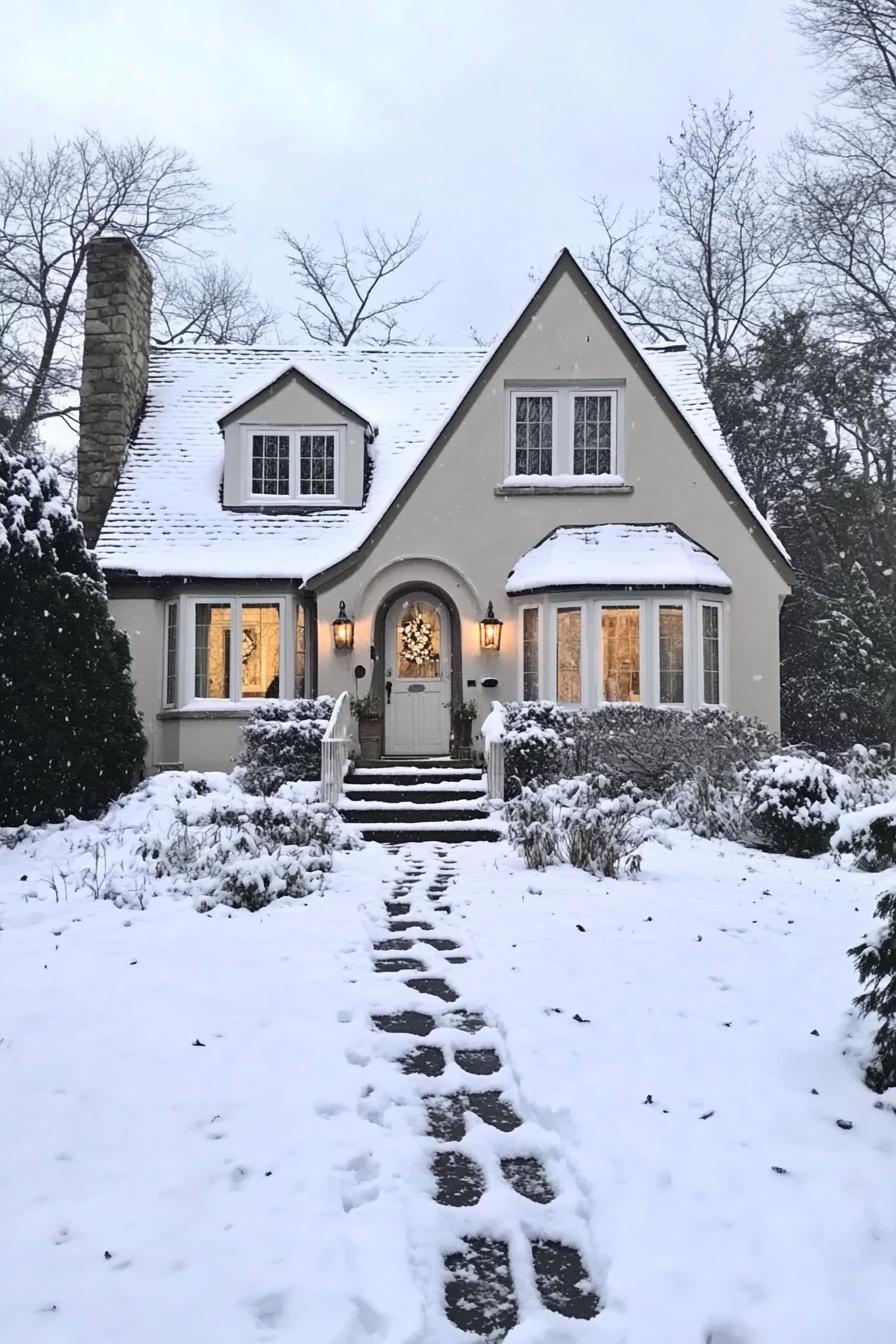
[369,847,600,1339]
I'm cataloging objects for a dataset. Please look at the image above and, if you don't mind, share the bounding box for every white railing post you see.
[321,691,353,806]
[480,700,506,802]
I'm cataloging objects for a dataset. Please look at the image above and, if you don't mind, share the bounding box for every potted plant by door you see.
[450,699,479,761]
[350,691,383,760]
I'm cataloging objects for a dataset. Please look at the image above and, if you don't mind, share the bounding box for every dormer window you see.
[243,426,343,503]
[507,387,621,484]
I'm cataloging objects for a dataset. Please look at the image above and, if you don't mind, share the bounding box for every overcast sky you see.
[3,0,821,345]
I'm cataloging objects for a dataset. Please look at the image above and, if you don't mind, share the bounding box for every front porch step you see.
[344,786,486,804]
[341,804,488,826]
[338,757,499,844]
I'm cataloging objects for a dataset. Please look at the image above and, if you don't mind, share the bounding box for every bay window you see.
[556,607,582,703]
[518,593,725,709]
[658,605,685,705]
[602,606,640,702]
[163,594,306,709]
[701,603,721,705]
[522,606,540,700]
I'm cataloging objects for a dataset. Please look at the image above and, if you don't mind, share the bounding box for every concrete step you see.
[341,804,488,825]
[344,786,486,804]
[350,769,483,786]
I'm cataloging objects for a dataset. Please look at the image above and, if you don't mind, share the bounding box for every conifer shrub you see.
[833,804,896,872]
[745,754,853,856]
[237,696,335,793]
[0,440,145,825]
[850,888,896,1093]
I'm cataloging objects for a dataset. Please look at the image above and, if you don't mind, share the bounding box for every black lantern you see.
[479,600,503,652]
[332,601,354,651]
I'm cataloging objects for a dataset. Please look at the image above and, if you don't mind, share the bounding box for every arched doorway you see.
[375,585,462,757]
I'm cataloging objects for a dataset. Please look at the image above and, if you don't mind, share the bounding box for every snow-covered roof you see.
[95,251,786,581]
[96,345,485,580]
[506,524,732,594]
[217,359,374,428]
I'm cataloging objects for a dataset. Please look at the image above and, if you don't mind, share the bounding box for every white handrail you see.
[321,690,353,806]
[480,700,506,802]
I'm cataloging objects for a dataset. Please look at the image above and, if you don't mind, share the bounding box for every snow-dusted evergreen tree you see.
[851,888,896,1093]
[0,438,145,826]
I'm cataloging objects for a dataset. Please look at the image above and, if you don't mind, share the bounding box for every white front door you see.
[384,594,451,756]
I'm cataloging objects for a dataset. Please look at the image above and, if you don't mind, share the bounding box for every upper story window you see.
[508,388,620,482]
[244,426,342,502]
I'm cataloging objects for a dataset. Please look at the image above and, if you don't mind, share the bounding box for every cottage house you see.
[78,236,792,778]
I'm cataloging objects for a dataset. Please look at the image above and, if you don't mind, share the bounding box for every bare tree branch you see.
[280,215,436,347]
[0,132,231,449]
[586,97,790,378]
[152,260,278,346]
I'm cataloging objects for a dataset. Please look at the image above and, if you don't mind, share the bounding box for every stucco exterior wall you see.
[222,378,365,507]
[316,268,788,732]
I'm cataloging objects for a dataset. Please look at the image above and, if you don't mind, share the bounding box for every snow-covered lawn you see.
[1,796,894,1342]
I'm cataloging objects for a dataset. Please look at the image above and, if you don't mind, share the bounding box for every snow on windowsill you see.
[497,473,630,495]
[159,698,272,719]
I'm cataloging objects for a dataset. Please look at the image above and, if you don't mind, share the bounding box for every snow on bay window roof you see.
[506,524,732,594]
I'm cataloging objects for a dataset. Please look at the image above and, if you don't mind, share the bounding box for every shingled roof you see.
[95,252,786,582]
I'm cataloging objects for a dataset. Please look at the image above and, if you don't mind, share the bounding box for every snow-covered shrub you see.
[503,701,577,798]
[850,887,896,1092]
[507,774,651,877]
[140,789,352,911]
[570,706,775,793]
[836,744,896,808]
[0,438,145,825]
[745,754,853,856]
[664,764,753,842]
[832,803,896,872]
[237,697,335,793]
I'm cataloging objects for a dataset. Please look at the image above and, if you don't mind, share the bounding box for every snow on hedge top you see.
[506,523,732,594]
[95,345,485,580]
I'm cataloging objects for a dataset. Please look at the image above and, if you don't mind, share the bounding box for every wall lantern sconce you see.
[332,601,354,651]
[479,600,503,652]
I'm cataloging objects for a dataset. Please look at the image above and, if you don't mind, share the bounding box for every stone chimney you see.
[78,236,152,546]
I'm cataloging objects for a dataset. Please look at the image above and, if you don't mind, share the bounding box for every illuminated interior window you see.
[194,604,232,698]
[522,607,539,700]
[294,603,306,697]
[556,607,582,703]
[602,606,640,702]
[658,605,684,704]
[241,604,281,698]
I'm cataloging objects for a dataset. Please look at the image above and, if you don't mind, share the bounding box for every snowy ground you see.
[1,796,895,1343]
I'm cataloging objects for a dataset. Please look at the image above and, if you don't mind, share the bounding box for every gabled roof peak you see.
[217,358,373,429]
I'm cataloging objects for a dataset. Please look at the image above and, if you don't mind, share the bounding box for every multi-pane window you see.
[556,607,582,703]
[164,602,178,707]
[514,395,554,475]
[702,604,721,704]
[602,607,640,702]
[195,603,232,698]
[298,433,336,496]
[241,604,281,698]
[522,607,540,700]
[658,605,685,704]
[294,603,306,697]
[573,395,613,475]
[251,433,290,496]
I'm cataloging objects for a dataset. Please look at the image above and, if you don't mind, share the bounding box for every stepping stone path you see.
[366,848,600,1338]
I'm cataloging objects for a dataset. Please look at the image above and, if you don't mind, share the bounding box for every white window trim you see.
[242,425,346,505]
[518,603,543,702]
[517,592,727,709]
[506,386,622,482]
[168,593,297,711]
